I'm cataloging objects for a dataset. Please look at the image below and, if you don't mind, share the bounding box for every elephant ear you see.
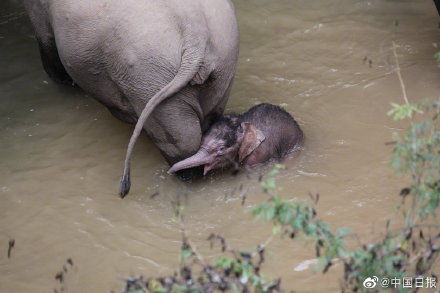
[238,122,266,163]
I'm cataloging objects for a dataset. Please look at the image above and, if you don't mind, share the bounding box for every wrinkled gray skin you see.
[24,0,239,197]
[168,103,304,175]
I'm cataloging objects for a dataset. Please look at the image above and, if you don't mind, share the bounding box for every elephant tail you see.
[119,50,208,198]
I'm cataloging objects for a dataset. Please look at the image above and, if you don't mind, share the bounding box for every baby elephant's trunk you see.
[167,149,211,174]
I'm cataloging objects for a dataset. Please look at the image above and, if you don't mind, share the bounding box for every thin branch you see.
[174,195,206,265]
[252,232,276,258]
[392,41,410,106]
[179,219,205,265]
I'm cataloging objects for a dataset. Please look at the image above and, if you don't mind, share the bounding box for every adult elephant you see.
[24,0,239,197]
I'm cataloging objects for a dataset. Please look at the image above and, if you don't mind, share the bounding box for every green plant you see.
[252,196,350,273]
[390,101,440,221]
[122,195,281,293]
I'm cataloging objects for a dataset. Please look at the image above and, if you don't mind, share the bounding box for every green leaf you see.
[215,257,234,269]
[387,103,422,120]
[336,227,353,238]
[181,248,192,262]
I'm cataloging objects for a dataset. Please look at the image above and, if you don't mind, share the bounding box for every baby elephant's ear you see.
[238,122,266,163]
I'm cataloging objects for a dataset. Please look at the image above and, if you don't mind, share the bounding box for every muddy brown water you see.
[1,0,439,292]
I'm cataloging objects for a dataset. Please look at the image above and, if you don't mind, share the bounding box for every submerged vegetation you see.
[121,47,439,293]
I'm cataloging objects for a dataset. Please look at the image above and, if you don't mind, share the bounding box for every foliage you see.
[389,101,440,220]
[387,103,422,120]
[122,235,281,293]
[261,164,285,193]
[122,195,281,293]
[254,167,409,292]
[253,196,349,273]
[252,110,440,290]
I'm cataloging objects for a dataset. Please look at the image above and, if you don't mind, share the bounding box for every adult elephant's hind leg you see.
[145,94,203,166]
[37,38,74,86]
[119,87,204,197]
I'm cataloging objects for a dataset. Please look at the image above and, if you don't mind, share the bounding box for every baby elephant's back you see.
[242,103,303,163]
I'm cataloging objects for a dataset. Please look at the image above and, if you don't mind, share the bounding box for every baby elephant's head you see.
[168,114,265,175]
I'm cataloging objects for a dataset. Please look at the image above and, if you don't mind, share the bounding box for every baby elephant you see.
[168,103,303,175]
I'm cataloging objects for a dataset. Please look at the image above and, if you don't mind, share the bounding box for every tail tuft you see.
[119,171,131,198]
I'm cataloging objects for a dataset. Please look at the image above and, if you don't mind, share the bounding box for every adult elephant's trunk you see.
[167,149,212,174]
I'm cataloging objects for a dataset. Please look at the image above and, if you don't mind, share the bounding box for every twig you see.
[7,239,14,258]
[252,232,276,258]
[173,194,206,265]
[392,41,410,106]
[176,211,205,265]
[179,220,205,265]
